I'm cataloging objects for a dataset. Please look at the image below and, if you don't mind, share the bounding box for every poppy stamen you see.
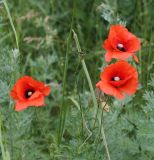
[117,43,125,52]
[25,90,34,98]
[112,76,120,81]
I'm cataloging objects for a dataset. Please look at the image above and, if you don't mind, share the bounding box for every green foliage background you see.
[0,0,154,159]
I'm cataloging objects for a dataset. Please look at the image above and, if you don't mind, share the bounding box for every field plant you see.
[0,0,154,160]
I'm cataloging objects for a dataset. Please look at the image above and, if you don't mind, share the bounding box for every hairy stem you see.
[72,29,97,109]
[72,30,111,160]
[3,0,19,50]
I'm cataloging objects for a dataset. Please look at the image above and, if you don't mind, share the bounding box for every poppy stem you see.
[58,31,70,145]
[72,30,111,160]
[0,115,5,160]
[72,29,98,109]
[0,113,10,160]
[3,0,19,50]
[72,29,99,128]
[100,103,111,160]
[101,119,111,160]
[58,4,75,145]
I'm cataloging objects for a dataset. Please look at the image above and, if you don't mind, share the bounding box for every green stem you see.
[58,6,74,145]
[72,30,111,160]
[72,30,97,109]
[101,121,111,160]
[100,102,111,160]
[0,113,10,160]
[3,0,19,50]
[72,29,98,128]
[0,117,5,160]
[58,32,70,145]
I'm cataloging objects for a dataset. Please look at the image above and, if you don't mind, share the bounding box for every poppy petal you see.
[133,55,139,63]
[15,95,45,111]
[119,72,138,95]
[96,81,124,99]
[125,37,141,52]
[43,86,51,96]
[111,51,133,60]
[105,52,112,62]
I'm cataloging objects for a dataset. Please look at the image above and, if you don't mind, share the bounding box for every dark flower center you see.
[112,76,121,81]
[25,89,34,98]
[117,43,125,52]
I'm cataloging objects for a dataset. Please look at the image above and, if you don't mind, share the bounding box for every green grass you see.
[0,0,154,160]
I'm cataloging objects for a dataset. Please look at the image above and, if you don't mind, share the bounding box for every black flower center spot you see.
[117,43,125,52]
[112,76,120,81]
[25,90,34,98]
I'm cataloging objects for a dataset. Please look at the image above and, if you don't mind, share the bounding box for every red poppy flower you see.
[103,24,141,62]
[10,76,51,111]
[96,61,138,99]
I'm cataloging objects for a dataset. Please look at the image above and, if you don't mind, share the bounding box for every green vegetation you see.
[0,0,154,159]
